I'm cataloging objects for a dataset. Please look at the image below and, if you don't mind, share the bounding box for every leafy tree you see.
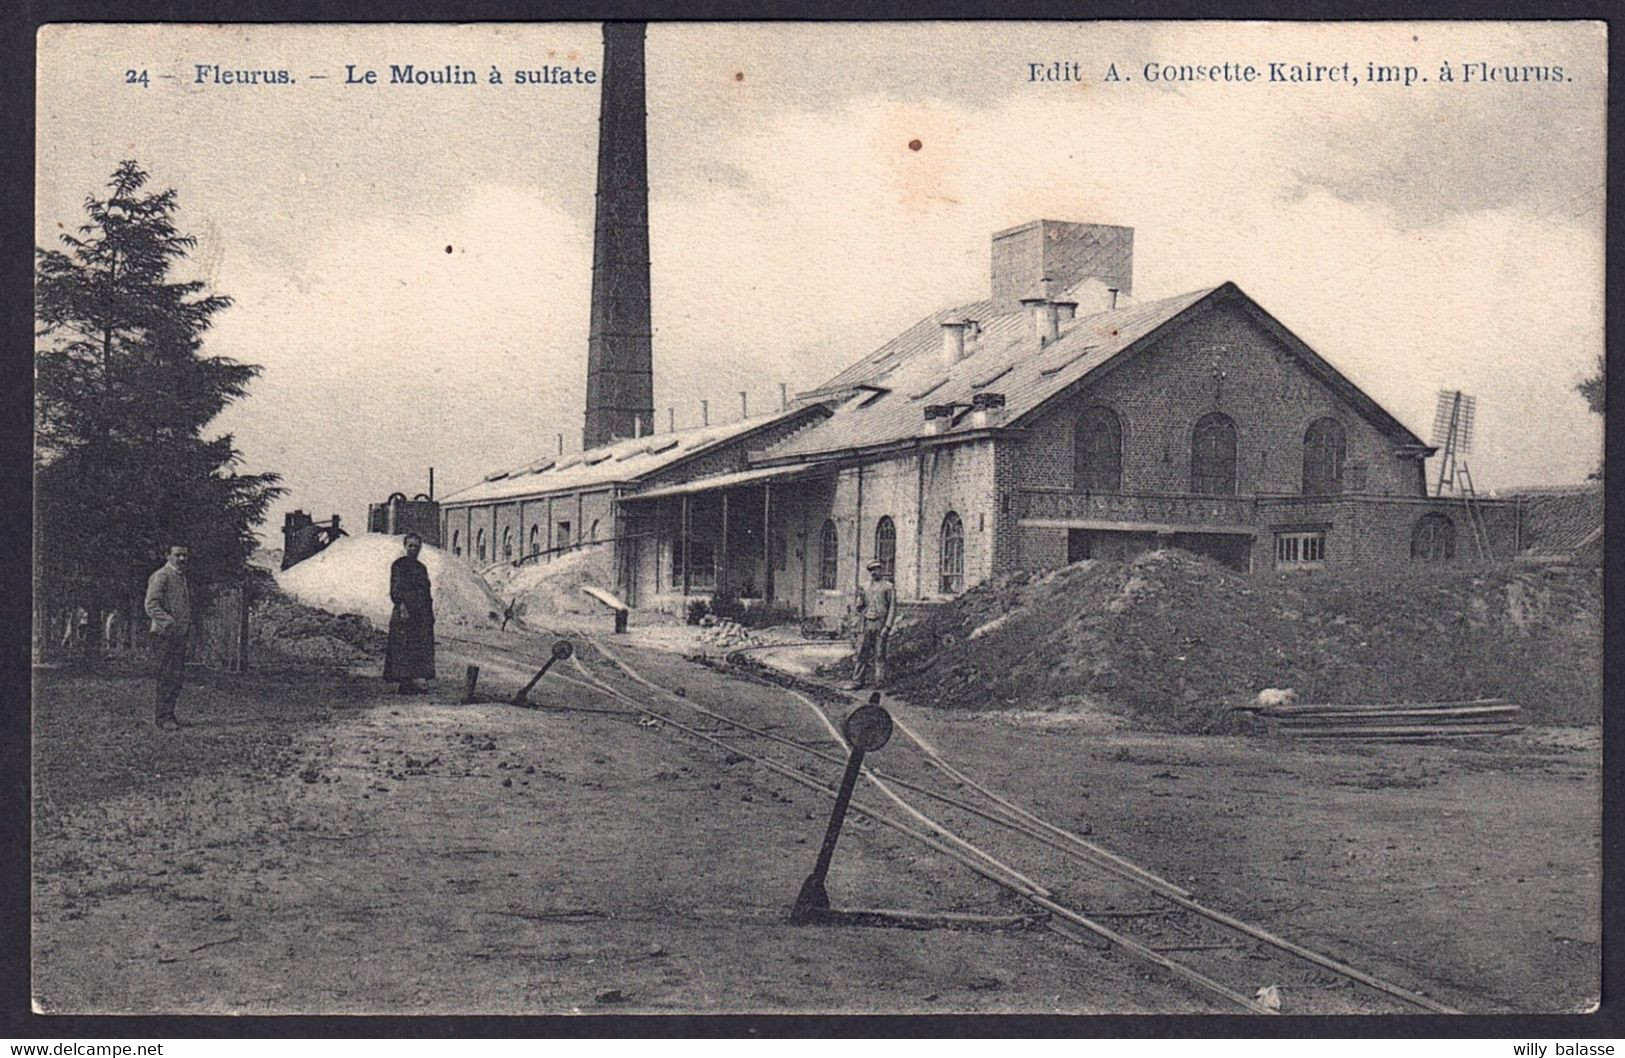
[1576,354,1604,415]
[1575,355,1604,480]
[35,161,282,624]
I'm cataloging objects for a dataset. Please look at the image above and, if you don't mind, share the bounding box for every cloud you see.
[38,21,1606,539]
[646,80,1603,488]
[208,184,594,521]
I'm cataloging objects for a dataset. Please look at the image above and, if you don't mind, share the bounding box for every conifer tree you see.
[35,161,282,620]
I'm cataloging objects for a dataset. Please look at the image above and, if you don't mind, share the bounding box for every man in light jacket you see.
[847,560,897,690]
[144,544,193,730]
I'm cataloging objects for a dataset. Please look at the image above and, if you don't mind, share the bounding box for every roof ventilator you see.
[923,403,955,436]
[1021,294,1060,346]
[940,319,970,366]
[970,392,1007,429]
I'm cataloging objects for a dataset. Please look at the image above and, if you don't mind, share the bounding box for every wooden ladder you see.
[1459,464,1493,560]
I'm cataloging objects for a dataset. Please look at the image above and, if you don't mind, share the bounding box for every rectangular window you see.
[1274,531,1326,569]
[671,540,716,590]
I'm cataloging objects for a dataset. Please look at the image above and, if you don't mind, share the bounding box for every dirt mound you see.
[487,547,615,621]
[249,583,385,666]
[888,549,1601,732]
[276,536,503,630]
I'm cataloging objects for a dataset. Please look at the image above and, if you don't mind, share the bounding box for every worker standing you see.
[847,559,896,690]
[144,544,193,731]
[384,532,436,694]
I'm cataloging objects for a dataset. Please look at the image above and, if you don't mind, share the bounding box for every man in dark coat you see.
[384,533,435,693]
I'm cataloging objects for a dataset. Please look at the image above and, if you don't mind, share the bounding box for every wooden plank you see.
[1249,698,1508,716]
[822,907,1046,931]
[1278,715,1522,729]
[1282,723,1524,739]
[1274,705,1520,723]
[579,585,629,613]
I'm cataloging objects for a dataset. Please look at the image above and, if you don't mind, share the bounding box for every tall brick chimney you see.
[583,21,654,449]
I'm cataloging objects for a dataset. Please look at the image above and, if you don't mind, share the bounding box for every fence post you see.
[237,581,249,673]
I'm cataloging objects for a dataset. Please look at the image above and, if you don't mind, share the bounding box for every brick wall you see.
[801,442,999,620]
[1011,298,1424,499]
[1251,496,1519,570]
[630,439,1002,622]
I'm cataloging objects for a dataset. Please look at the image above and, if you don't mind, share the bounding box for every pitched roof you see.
[809,297,998,397]
[760,286,1214,462]
[1501,482,1603,554]
[441,404,824,506]
[623,462,832,501]
[759,281,1426,465]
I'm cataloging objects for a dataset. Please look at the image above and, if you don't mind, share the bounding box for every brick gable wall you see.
[1010,299,1423,499]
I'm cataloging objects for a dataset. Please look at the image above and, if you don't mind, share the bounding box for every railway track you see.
[439,628,1462,1016]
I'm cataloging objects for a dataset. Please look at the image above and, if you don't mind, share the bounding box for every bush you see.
[684,595,800,629]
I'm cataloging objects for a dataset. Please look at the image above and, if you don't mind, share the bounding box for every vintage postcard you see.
[32,20,1604,1019]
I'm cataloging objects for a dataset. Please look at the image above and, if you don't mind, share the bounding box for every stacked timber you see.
[1236,698,1523,740]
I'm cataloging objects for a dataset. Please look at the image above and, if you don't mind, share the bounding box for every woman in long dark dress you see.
[383,533,435,693]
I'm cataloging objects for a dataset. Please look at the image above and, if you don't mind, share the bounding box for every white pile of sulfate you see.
[276,535,503,630]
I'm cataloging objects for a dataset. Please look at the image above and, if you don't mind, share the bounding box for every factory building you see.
[442,218,1522,621]
[437,22,1519,623]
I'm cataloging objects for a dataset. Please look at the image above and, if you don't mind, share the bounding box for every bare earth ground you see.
[31,631,1600,1016]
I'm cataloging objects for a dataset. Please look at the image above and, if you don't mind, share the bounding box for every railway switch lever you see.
[791,694,893,925]
[511,639,576,707]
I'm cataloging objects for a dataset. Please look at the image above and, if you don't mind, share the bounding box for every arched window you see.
[874,517,897,580]
[939,512,965,594]
[529,525,541,556]
[1074,406,1123,492]
[1411,513,1456,563]
[818,520,839,591]
[502,527,513,561]
[476,528,486,562]
[1191,413,1238,496]
[589,519,600,542]
[451,530,461,557]
[1303,417,1347,496]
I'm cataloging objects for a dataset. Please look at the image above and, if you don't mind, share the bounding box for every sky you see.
[36,21,1606,541]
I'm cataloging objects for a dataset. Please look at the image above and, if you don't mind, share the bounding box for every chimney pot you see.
[970,391,1006,428]
[779,382,789,411]
[740,390,749,418]
[633,414,643,438]
[1054,299,1078,322]
[668,407,675,433]
[1107,287,1120,309]
[557,433,564,456]
[701,400,710,427]
[1021,296,1060,346]
[940,319,970,366]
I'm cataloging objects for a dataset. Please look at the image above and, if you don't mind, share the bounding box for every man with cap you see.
[848,559,896,690]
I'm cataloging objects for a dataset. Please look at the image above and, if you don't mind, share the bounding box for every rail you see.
[439,629,1463,1015]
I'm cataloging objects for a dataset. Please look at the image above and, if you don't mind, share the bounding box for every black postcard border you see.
[3,0,1621,1042]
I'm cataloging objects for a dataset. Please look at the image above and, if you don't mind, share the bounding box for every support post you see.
[681,494,691,596]
[720,491,730,597]
[853,464,865,593]
[763,482,774,603]
[914,452,926,600]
